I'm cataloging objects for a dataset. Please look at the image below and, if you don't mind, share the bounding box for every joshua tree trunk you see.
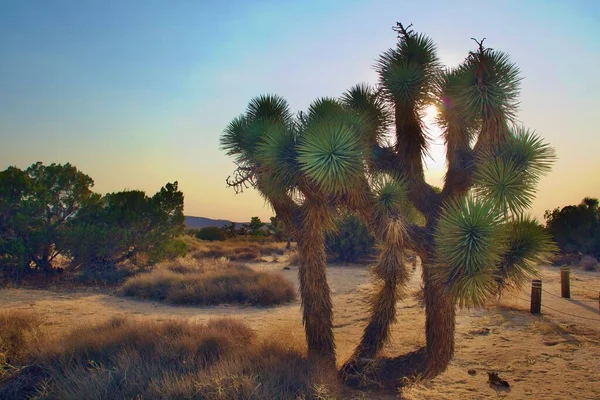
[354,279,398,359]
[297,204,336,370]
[421,259,455,377]
[353,220,407,359]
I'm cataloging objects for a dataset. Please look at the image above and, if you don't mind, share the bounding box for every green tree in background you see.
[0,167,36,276]
[65,182,185,271]
[221,222,237,239]
[0,163,94,274]
[545,197,600,257]
[326,214,375,262]
[246,216,265,236]
[196,226,227,241]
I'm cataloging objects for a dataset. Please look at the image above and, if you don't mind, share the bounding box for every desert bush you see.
[550,253,581,266]
[119,258,296,306]
[229,246,261,261]
[196,226,226,241]
[148,237,188,262]
[326,214,375,263]
[0,315,336,399]
[191,248,227,259]
[190,240,286,261]
[579,255,599,271]
[75,261,138,285]
[0,311,43,368]
[179,234,204,251]
[257,242,286,256]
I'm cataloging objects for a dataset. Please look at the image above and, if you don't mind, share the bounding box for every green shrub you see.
[148,238,188,262]
[196,226,226,241]
[66,182,185,269]
[75,262,137,285]
[326,214,375,262]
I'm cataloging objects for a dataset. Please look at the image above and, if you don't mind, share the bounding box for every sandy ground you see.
[1,262,599,399]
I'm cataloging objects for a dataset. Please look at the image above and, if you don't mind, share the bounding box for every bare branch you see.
[225,166,256,194]
[393,22,414,38]
[470,37,487,53]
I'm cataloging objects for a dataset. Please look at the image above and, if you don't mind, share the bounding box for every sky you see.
[1,0,599,222]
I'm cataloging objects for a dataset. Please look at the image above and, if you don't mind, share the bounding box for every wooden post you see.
[560,267,570,298]
[530,280,542,314]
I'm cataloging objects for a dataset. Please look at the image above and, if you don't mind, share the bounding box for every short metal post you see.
[560,267,570,298]
[530,280,542,314]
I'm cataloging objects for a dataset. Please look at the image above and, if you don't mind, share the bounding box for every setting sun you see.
[423,104,439,123]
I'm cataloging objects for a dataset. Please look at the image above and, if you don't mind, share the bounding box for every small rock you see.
[487,371,510,388]
[468,369,477,376]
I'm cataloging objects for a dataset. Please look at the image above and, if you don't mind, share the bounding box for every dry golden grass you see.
[0,312,338,399]
[186,238,288,261]
[0,311,44,369]
[119,258,297,306]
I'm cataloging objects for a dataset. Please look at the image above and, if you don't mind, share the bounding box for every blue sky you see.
[1,0,599,221]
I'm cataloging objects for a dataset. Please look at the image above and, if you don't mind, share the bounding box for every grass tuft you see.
[189,239,287,261]
[0,311,44,369]
[0,313,337,399]
[119,258,297,306]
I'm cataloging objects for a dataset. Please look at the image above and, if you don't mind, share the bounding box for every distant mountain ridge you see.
[184,216,244,229]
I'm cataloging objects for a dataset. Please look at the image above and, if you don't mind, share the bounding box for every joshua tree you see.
[221,22,555,378]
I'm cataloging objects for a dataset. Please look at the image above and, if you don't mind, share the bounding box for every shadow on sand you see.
[340,348,427,393]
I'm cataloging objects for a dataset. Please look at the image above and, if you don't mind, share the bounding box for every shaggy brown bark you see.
[297,201,336,371]
[354,280,398,360]
[353,221,408,359]
[421,258,456,377]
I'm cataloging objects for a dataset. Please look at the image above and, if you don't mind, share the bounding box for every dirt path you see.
[1,263,599,399]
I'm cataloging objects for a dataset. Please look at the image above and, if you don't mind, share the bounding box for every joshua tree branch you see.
[406,223,434,259]
[441,147,476,201]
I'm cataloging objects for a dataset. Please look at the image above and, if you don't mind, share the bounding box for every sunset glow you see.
[1,1,598,222]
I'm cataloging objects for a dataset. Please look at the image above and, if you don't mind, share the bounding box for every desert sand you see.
[1,262,599,399]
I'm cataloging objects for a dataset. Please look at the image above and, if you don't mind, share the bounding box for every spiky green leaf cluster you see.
[496,215,556,289]
[220,94,293,167]
[435,195,504,307]
[500,127,556,177]
[474,157,536,216]
[246,94,293,123]
[475,127,555,215]
[256,124,299,194]
[220,115,252,165]
[305,97,346,123]
[341,84,391,147]
[297,120,365,194]
[459,49,521,123]
[376,31,440,107]
[371,174,408,216]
